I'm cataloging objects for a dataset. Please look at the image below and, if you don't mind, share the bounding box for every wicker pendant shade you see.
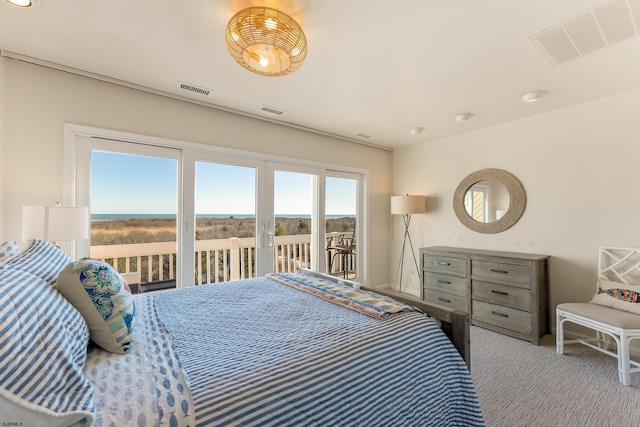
[6,0,40,6]
[225,7,307,76]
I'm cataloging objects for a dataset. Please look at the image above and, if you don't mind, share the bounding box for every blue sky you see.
[91,152,356,215]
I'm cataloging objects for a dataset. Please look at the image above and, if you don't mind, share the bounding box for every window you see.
[90,150,179,285]
[464,183,489,222]
[325,175,358,278]
[65,125,367,288]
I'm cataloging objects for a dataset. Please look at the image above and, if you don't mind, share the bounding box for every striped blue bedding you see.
[153,275,485,426]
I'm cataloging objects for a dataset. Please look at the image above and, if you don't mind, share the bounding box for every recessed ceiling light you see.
[522,90,546,103]
[455,113,473,123]
[409,127,424,135]
[6,0,41,7]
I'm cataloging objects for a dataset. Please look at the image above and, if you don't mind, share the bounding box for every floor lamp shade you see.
[391,195,426,215]
[22,206,89,242]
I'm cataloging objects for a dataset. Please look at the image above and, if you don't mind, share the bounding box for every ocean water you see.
[91,213,354,220]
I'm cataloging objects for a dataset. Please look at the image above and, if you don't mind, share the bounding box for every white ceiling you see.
[2,0,640,149]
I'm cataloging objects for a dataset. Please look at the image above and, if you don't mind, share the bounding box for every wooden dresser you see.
[421,246,549,345]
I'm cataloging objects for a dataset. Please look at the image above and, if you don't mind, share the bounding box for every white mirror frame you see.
[453,168,526,234]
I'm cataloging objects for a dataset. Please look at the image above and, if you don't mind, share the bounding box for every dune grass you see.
[91,217,355,245]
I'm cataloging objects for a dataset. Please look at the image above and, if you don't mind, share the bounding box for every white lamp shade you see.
[22,206,89,242]
[391,195,426,215]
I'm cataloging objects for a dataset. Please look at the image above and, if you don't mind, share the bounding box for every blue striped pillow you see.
[0,267,95,425]
[1,239,71,286]
[0,240,19,263]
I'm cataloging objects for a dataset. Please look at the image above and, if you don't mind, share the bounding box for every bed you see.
[0,239,485,427]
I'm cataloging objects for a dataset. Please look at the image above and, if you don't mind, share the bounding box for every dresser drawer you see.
[423,254,467,277]
[424,289,470,312]
[472,280,530,312]
[423,272,468,297]
[472,300,531,335]
[471,260,530,288]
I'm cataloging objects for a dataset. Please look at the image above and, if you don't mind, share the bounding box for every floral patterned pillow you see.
[0,240,19,262]
[56,259,136,354]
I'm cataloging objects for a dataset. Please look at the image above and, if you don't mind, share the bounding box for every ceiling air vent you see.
[259,105,285,115]
[178,82,211,96]
[528,0,640,67]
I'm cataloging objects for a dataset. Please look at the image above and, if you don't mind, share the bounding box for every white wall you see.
[393,89,640,327]
[0,57,393,286]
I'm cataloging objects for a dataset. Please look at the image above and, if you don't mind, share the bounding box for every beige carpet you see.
[470,326,640,427]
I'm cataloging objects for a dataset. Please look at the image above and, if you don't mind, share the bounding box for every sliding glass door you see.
[325,174,358,278]
[74,136,181,288]
[188,159,323,281]
[194,161,257,284]
[271,169,317,273]
[70,127,365,288]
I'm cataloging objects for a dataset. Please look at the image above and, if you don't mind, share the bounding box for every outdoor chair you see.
[326,224,356,278]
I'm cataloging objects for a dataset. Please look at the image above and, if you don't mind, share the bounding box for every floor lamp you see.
[391,195,426,293]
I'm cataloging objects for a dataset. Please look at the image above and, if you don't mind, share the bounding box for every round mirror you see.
[463,179,510,223]
[453,168,526,233]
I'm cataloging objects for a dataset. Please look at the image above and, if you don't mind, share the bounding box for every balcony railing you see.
[90,233,354,286]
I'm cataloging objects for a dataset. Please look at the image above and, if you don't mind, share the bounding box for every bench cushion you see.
[558,302,640,329]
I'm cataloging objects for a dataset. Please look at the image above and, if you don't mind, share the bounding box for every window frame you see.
[63,123,369,285]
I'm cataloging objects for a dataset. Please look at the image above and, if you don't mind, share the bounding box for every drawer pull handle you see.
[491,311,509,318]
[491,290,509,296]
[437,280,451,285]
[438,297,452,303]
[490,269,508,274]
[438,262,451,266]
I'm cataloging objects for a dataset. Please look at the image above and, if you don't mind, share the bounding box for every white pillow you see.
[590,278,640,316]
[0,267,94,426]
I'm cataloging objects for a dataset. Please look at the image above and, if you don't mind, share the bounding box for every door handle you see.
[267,222,274,248]
[259,223,266,248]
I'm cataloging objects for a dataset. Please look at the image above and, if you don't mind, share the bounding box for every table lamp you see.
[22,205,89,245]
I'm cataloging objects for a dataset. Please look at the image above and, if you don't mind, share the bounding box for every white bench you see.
[556,246,640,386]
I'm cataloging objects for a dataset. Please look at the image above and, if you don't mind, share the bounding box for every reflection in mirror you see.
[453,168,526,234]
[464,180,510,223]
